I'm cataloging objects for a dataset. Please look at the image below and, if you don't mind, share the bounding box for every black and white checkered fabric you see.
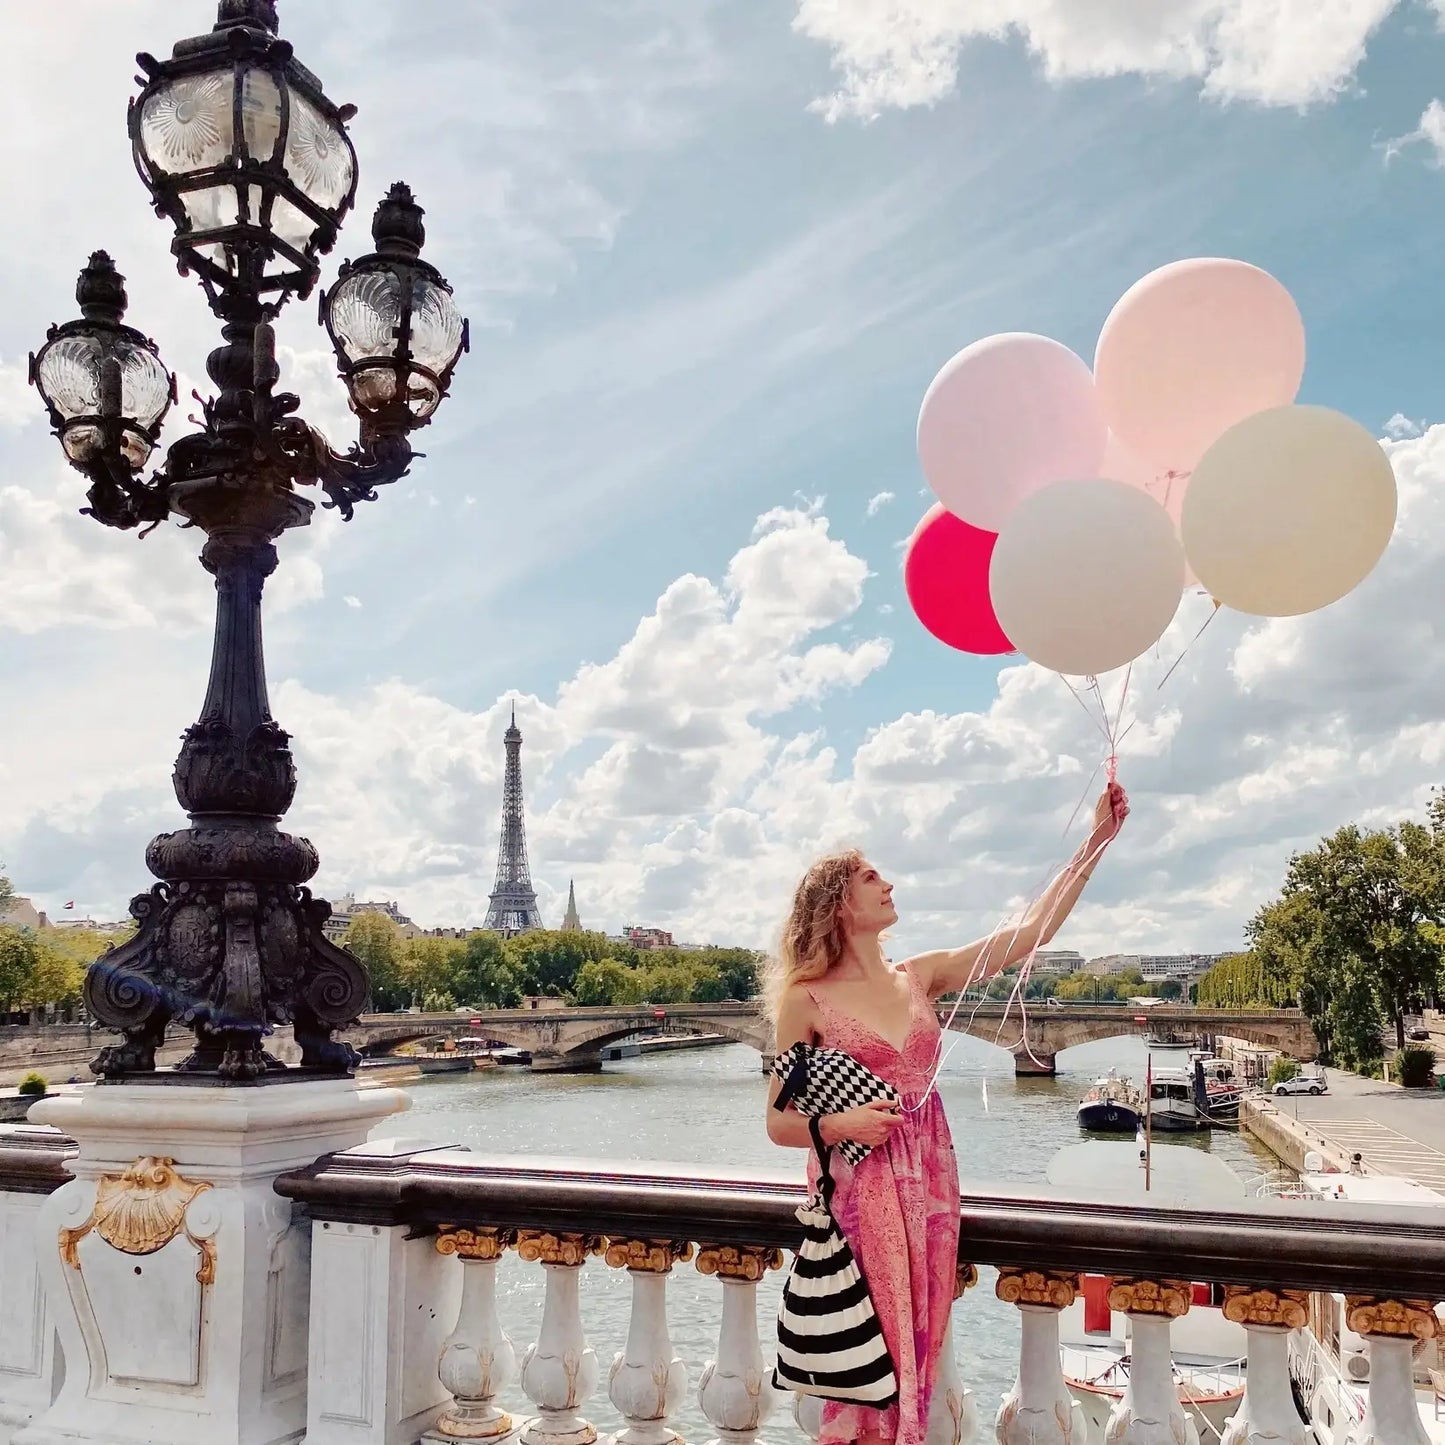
[769,1040,901,1167]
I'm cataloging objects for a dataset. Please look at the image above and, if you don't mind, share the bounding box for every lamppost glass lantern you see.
[323,183,468,426]
[130,0,358,305]
[30,251,174,471]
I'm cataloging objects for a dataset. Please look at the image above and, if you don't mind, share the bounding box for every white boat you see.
[1050,1142,1250,1440]
[1266,1165,1445,1442]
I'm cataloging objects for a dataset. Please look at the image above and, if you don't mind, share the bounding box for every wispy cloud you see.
[866,490,896,517]
[1382,98,1445,166]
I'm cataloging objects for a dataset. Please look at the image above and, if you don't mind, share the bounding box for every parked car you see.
[1407,1026,1430,1042]
[1274,1072,1327,1096]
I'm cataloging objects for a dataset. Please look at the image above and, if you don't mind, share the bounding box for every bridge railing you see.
[4,1124,1440,1445]
[263,1145,1442,1445]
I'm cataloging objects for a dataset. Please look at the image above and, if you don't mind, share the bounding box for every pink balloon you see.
[1098,431,1199,587]
[1094,258,1305,473]
[904,504,1012,656]
[917,333,1107,532]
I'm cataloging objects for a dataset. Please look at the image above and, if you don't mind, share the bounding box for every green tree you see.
[343,912,409,1012]
[0,866,14,921]
[572,959,637,1006]
[404,936,464,1004]
[505,930,613,997]
[0,926,39,1018]
[452,932,524,1008]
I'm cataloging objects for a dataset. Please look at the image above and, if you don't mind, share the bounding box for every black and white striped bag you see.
[772,1114,899,1405]
[769,1039,902,1166]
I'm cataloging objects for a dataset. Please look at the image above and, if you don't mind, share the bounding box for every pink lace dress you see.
[803,964,960,1445]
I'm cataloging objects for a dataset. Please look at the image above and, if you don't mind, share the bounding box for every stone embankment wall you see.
[1240,1096,1354,1173]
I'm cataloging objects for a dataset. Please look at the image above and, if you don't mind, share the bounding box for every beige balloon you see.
[989,479,1185,677]
[1181,405,1397,618]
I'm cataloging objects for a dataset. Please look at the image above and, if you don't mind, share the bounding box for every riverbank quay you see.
[1242,1069,1445,1192]
[6,1083,1445,1445]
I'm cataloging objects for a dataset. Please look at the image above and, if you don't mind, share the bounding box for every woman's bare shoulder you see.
[774,981,820,1049]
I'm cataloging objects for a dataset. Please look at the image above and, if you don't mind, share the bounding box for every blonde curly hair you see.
[764,848,864,1024]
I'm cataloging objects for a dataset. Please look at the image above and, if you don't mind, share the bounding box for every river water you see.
[371,1034,1282,1440]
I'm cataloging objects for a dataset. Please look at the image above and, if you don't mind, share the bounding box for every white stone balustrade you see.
[1101,1279,1198,1445]
[4,1125,1445,1445]
[517,1230,605,1445]
[695,1244,784,1445]
[994,1269,1088,1445]
[603,1239,691,1445]
[1219,1288,1309,1445]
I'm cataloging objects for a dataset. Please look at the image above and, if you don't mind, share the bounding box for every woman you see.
[765,783,1128,1445]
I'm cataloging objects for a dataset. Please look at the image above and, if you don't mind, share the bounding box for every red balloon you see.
[904,504,1013,655]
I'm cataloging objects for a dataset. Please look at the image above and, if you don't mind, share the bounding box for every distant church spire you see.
[561,879,582,932]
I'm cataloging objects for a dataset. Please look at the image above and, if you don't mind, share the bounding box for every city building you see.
[1031,950,1084,975]
[621,926,674,951]
[1,897,47,931]
[322,895,423,943]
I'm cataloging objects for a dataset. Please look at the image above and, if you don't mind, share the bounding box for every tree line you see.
[0,867,758,1023]
[1195,794,1445,1071]
[341,913,761,1013]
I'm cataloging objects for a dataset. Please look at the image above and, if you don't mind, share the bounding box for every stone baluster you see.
[994,1269,1088,1445]
[1345,1295,1441,1445]
[1103,1279,1198,1445]
[603,1239,693,1445]
[926,1263,979,1445]
[427,1227,520,1444]
[517,1231,606,1445]
[1219,1288,1309,1445]
[694,1244,785,1445]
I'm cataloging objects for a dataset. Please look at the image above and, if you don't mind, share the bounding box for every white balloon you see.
[990,480,1185,676]
[1181,405,1397,618]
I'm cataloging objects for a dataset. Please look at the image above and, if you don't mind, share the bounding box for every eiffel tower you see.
[482,703,545,936]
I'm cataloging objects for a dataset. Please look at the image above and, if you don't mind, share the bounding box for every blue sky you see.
[4,1,1445,957]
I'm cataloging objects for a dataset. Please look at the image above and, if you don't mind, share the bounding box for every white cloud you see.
[344,596,363,610]
[1382,97,1445,165]
[1384,411,1424,439]
[793,0,1401,121]
[866,490,896,517]
[11,425,1445,963]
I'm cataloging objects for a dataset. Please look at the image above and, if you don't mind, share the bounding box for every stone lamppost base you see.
[14,1078,408,1445]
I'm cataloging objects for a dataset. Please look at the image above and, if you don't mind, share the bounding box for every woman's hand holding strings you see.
[820,1100,903,1148]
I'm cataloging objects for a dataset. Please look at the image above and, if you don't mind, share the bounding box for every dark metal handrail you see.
[272,1146,1445,1300]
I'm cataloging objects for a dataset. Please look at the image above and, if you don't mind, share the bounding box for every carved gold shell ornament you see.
[602,1238,694,1273]
[995,1268,1080,1310]
[1106,1277,1193,1319]
[1345,1295,1443,1341]
[694,1244,784,1281]
[436,1226,517,1261]
[1222,1286,1309,1331]
[59,1156,216,1286]
[515,1229,605,1267]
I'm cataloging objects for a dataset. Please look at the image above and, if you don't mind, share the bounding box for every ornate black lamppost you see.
[29,0,467,1082]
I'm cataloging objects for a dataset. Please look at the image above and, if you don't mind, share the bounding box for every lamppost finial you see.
[373,182,426,259]
[215,0,279,34]
[76,251,128,325]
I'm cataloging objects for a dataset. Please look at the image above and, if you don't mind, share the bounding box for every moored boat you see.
[1076,1069,1143,1132]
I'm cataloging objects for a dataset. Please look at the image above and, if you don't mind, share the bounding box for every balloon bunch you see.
[905,258,1398,688]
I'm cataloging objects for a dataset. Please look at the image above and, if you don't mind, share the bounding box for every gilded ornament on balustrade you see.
[59,1155,216,1285]
[1222,1286,1309,1331]
[994,1268,1080,1309]
[515,1229,605,1266]
[1106,1277,1193,1318]
[602,1238,693,1273]
[1345,1295,1442,1340]
[954,1262,979,1298]
[694,1244,784,1281]
[436,1226,517,1261]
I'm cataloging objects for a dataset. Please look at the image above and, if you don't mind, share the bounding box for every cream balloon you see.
[1181,405,1397,618]
[989,479,1185,677]
[1094,258,1305,473]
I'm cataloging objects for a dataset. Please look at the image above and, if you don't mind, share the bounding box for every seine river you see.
[371,1034,1282,1441]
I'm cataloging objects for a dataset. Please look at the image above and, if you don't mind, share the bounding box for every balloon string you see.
[909,801,1117,1104]
[1155,599,1222,693]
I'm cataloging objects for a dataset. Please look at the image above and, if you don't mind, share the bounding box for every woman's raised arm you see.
[909,783,1128,999]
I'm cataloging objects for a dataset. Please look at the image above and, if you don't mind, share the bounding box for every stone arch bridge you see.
[349,1002,1315,1075]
